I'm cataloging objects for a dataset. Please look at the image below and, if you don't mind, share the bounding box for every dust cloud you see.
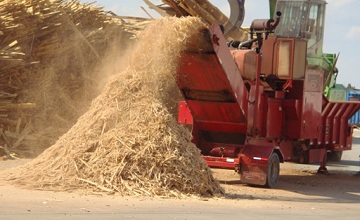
[3,17,223,198]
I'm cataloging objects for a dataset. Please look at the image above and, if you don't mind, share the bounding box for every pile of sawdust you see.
[3,17,223,197]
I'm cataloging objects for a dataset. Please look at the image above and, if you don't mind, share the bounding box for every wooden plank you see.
[0,103,36,110]
[12,121,32,149]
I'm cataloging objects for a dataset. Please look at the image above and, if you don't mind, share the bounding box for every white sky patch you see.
[326,0,354,8]
[78,0,360,89]
[346,26,360,39]
[218,4,230,17]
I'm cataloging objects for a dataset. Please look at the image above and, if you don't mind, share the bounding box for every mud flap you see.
[240,164,268,186]
[239,145,281,186]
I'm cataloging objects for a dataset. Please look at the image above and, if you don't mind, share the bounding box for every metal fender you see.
[239,145,283,186]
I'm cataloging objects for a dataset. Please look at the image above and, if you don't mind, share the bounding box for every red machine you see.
[176,0,360,187]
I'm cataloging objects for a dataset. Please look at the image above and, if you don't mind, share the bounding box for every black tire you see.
[265,153,280,188]
[327,151,343,162]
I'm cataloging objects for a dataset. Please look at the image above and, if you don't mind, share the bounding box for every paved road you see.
[0,140,359,220]
[0,184,358,220]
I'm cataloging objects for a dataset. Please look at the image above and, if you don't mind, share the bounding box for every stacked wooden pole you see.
[0,0,150,158]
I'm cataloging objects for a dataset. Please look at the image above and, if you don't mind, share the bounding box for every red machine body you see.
[176,24,360,187]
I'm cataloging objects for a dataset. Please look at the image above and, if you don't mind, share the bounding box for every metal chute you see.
[143,0,248,41]
[223,0,245,39]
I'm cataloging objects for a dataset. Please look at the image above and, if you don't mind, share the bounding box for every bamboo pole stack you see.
[0,0,150,158]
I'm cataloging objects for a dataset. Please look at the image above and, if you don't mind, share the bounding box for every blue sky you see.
[80,0,360,88]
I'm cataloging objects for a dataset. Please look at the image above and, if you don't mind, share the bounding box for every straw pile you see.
[3,17,223,197]
[0,0,150,158]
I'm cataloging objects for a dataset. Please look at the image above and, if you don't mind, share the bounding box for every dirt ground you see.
[0,139,359,219]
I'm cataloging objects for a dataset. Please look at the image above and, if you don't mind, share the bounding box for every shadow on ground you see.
[219,172,360,203]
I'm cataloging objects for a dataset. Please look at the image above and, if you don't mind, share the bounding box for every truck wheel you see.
[265,153,280,188]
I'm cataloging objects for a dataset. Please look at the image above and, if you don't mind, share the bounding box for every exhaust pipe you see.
[251,11,282,32]
[269,11,282,30]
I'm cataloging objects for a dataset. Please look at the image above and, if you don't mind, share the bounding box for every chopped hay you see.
[2,17,223,197]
